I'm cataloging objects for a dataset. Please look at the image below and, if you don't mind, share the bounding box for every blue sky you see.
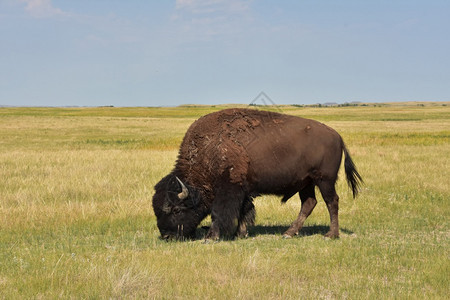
[1,0,449,106]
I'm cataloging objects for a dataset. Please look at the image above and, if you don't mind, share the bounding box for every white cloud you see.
[19,0,66,18]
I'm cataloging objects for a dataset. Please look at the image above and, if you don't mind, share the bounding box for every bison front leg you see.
[283,184,317,238]
[205,185,245,241]
[236,197,255,239]
[205,215,220,241]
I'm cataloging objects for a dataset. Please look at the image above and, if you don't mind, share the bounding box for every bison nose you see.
[161,234,170,240]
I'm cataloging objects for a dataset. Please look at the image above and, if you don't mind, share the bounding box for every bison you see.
[152,108,362,241]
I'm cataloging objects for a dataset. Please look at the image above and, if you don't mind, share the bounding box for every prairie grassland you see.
[0,103,449,299]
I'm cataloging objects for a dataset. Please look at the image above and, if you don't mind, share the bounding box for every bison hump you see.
[177,109,254,187]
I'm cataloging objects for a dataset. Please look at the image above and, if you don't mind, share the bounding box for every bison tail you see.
[343,144,363,198]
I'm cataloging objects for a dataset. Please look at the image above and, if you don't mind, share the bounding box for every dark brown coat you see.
[153,108,362,240]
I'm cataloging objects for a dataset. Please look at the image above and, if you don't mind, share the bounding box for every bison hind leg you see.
[283,183,317,238]
[317,179,340,239]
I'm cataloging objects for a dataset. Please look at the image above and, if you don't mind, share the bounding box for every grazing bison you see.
[152,108,362,241]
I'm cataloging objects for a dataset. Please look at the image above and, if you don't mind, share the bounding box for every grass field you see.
[0,102,449,299]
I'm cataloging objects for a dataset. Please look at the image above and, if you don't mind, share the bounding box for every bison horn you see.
[176,177,189,200]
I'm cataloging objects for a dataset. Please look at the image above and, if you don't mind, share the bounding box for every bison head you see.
[152,175,204,240]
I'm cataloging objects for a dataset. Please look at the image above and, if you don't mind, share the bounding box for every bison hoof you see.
[203,238,219,244]
[282,234,293,239]
[236,232,249,239]
[324,231,340,239]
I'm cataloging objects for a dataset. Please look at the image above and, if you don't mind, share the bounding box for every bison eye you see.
[172,207,181,215]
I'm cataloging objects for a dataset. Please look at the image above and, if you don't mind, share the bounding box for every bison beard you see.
[152,108,363,241]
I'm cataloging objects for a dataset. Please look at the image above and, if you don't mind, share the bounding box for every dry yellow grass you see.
[0,103,448,298]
